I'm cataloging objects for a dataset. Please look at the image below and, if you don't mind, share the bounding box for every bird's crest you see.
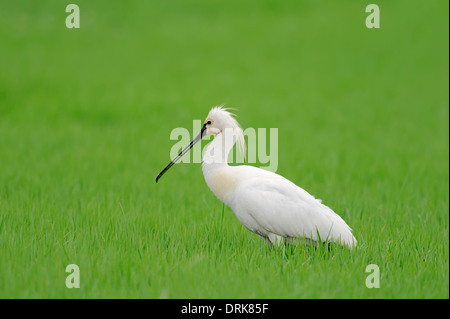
[207,105,246,159]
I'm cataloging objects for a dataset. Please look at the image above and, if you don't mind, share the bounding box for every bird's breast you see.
[202,166,239,206]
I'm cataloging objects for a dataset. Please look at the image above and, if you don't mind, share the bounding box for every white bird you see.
[156,106,357,248]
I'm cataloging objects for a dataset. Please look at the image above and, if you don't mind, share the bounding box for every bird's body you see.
[157,106,357,248]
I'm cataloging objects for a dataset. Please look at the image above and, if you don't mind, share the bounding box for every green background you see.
[0,1,448,298]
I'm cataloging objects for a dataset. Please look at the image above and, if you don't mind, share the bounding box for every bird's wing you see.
[232,173,356,247]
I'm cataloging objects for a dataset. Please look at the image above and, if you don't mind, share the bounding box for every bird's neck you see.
[201,128,238,205]
[202,128,237,167]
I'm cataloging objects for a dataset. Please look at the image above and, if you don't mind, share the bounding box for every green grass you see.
[0,0,448,298]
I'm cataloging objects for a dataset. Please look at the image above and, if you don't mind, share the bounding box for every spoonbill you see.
[156,106,357,248]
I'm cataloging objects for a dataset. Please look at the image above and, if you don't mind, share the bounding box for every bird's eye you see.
[206,121,211,125]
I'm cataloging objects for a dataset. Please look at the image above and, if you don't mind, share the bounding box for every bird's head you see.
[204,106,243,137]
[156,105,246,182]
[203,106,246,154]
[203,106,234,136]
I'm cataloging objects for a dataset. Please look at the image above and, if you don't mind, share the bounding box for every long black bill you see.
[156,123,207,183]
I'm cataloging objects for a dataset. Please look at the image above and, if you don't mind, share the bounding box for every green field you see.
[0,1,448,298]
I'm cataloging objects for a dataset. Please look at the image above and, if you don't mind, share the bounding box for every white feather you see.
[201,106,357,248]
